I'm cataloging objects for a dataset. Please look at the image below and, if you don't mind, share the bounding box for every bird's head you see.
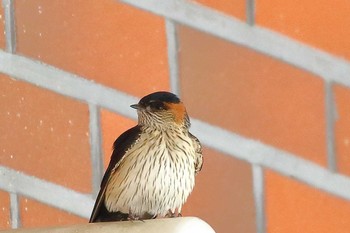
[131,91,190,130]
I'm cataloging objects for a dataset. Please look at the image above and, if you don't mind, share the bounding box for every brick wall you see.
[1,1,350,233]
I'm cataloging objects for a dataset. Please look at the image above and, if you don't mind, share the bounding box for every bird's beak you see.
[130,104,140,109]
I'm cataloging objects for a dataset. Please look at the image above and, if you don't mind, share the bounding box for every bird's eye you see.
[149,101,164,110]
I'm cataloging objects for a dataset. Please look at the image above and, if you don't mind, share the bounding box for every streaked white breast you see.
[105,128,197,217]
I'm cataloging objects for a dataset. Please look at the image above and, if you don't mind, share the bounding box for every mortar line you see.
[165,19,180,96]
[89,104,104,198]
[252,165,265,233]
[246,0,255,26]
[9,192,20,229]
[2,0,16,53]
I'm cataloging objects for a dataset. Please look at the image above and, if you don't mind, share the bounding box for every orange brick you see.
[179,25,327,166]
[334,85,350,176]
[100,109,136,169]
[20,197,86,228]
[265,170,350,233]
[0,74,91,193]
[0,5,4,49]
[0,191,10,230]
[15,0,170,97]
[193,0,246,21]
[256,0,350,60]
[182,147,255,233]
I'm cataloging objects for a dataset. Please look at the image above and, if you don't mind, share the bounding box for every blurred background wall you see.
[1,1,350,233]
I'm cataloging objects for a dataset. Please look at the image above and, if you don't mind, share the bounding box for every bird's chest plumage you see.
[104,129,196,217]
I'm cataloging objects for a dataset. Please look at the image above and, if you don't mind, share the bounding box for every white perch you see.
[2,217,215,233]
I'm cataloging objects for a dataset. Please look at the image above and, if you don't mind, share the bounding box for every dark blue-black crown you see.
[139,91,180,105]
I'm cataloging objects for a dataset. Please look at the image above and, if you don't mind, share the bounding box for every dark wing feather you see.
[189,132,203,174]
[89,125,141,223]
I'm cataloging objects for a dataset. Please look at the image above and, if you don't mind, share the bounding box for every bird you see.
[89,91,203,222]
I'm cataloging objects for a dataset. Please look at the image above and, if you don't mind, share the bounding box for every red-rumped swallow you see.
[89,91,203,222]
